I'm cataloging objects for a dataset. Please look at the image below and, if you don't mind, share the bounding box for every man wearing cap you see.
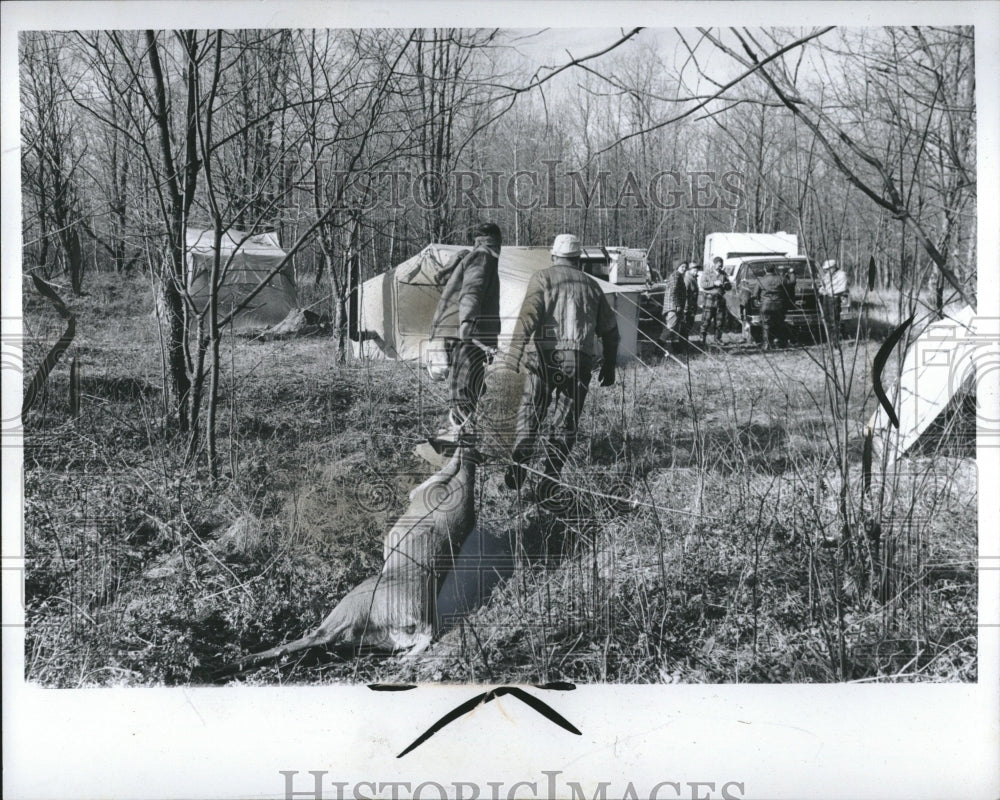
[818,259,849,345]
[698,257,732,346]
[661,260,688,354]
[429,222,502,439]
[504,233,620,497]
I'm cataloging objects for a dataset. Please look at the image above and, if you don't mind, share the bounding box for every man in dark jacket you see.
[504,233,619,497]
[661,260,688,353]
[429,222,502,437]
[753,263,792,350]
[699,257,732,345]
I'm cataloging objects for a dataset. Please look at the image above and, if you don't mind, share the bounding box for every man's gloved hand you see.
[598,361,615,387]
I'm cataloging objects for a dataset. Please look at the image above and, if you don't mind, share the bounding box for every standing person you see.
[818,259,849,345]
[699,257,732,346]
[429,222,502,440]
[753,263,792,350]
[503,234,620,498]
[683,263,701,338]
[661,260,688,354]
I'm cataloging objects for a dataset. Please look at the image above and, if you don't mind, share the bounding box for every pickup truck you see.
[726,256,851,344]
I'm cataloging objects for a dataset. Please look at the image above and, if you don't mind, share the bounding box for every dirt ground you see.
[21,272,978,685]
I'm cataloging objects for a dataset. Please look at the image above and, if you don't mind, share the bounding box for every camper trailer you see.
[579,246,651,285]
[703,231,799,276]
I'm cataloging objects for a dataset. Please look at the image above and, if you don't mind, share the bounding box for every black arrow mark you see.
[396,685,581,758]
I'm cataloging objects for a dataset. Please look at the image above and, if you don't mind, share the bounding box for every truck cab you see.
[727,256,850,344]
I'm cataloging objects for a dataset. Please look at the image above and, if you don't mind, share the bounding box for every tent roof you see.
[186,228,284,257]
[403,243,640,294]
[866,305,983,466]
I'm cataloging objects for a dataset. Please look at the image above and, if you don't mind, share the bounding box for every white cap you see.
[822,259,836,270]
[551,234,581,258]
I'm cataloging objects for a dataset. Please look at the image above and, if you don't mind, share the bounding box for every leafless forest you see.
[20,28,978,684]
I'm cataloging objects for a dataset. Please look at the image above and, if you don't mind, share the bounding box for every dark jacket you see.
[429,235,501,346]
[508,263,619,371]
[662,269,687,314]
[684,271,701,307]
[754,273,792,312]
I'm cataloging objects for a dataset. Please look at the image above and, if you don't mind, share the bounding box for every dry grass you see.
[22,272,977,685]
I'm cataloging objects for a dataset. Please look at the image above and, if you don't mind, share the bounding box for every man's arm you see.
[457,249,487,340]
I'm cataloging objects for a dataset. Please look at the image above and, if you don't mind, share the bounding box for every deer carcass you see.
[235,447,477,668]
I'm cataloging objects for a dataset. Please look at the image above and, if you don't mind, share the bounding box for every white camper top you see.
[703,232,799,275]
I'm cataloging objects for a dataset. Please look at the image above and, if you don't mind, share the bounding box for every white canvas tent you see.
[351,244,643,363]
[865,305,991,468]
[186,228,296,331]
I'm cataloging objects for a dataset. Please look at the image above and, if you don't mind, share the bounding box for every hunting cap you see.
[551,233,581,258]
[822,259,837,270]
[676,260,689,270]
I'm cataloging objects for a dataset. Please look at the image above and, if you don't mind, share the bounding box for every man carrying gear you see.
[753,263,793,350]
[429,222,502,441]
[699,257,732,346]
[818,259,850,346]
[661,260,688,354]
[503,233,620,499]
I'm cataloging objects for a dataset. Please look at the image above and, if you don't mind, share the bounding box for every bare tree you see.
[20,32,88,293]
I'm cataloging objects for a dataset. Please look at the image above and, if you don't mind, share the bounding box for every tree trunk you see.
[163,274,191,432]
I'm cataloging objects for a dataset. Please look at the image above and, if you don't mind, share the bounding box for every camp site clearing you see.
[19,256,979,686]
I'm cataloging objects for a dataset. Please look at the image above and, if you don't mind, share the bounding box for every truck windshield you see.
[744,260,813,280]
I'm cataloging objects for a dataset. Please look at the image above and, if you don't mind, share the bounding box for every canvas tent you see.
[864,305,992,469]
[186,228,296,331]
[351,244,643,363]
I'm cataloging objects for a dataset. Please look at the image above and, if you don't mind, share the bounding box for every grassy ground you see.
[22,271,977,685]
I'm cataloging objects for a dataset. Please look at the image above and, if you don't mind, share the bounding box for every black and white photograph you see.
[3,2,998,798]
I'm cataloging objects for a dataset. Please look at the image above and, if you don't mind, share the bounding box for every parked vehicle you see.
[726,256,852,343]
[638,267,666,345]
[579,246,665,346]
[580,246,651,285]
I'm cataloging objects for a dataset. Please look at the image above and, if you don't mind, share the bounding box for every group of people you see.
[429,223,620,502]
[423,224,851,499]
[660,257,733,351]
[660,255,851,352]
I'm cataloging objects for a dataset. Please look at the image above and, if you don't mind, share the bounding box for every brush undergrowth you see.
[21,272,977,685]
